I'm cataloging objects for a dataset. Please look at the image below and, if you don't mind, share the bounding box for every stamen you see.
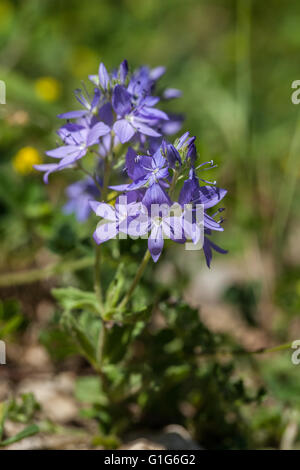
[81,81,91,102]
[196,160,216,170]
[74,88,90,109]
[199,178,217,185]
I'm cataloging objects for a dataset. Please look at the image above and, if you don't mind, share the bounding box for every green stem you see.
[119,250,151,310]
[0,256,94,287]
[77,162,102,193]
[93,155,112,311]
[97,320,106,364]
[94,245,103,308]
[169,170,179,199]
[93,152,113,382]
[197,342,294,358]
[255,342,293,355]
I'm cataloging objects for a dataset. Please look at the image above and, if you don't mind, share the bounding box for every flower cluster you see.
[35,60,181,183]
[35,60,227,266]
[91,134,227,265]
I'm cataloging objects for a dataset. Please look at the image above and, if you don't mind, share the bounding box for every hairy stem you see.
[94,245,103,308]
[93,155,112,311]
[197,342,294,359]
[119,249,151,310]
[93,152,113,381]
[97,320,106,364]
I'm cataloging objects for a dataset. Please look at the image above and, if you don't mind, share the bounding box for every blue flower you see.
[179,168,227,266]
[34,122,110,182]
[110,147,171,208]
[90,196,141,244]
[35,59,227,267]
[63,177,101,222]
[111,85,168,143]
[57,88,101,121]
[37,60,183,180]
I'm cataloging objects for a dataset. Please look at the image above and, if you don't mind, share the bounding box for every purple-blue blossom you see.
[92,133,227,264]
[63,177,101,222]
[90,196,141,244]
[35,59,183,182]
[178,168,227,266]
[35,122,110,183]
[35,59,227,266]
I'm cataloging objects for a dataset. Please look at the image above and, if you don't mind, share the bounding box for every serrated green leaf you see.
[105,303,153,324]
[75,376,108,406]
[105,263,126,312]
[52,286,101,315]
[60,309,102,368]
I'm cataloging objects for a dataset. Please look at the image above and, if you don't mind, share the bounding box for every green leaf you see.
[102,320,148,364]
[105,303,153,325]
[52,287,103,366]
[0,299,26,339]
[60,309,102,368]
[0,424,39,447]
[0,402,8,441]
[52,287,101,315]
[39,326,77,361]
[75,376,108,406]
[104,263,126,313]
[7,393,40,424]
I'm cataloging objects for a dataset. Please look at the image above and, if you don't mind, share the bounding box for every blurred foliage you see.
[223,281,261,326]
[7,393,40,424]
[0,394,40,447]
[0,299,26,339]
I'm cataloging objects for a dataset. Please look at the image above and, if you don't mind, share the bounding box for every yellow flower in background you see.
[13,147,42,175]
[34,77,61,102]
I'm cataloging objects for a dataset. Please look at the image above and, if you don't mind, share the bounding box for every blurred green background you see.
[0,0,300,449]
